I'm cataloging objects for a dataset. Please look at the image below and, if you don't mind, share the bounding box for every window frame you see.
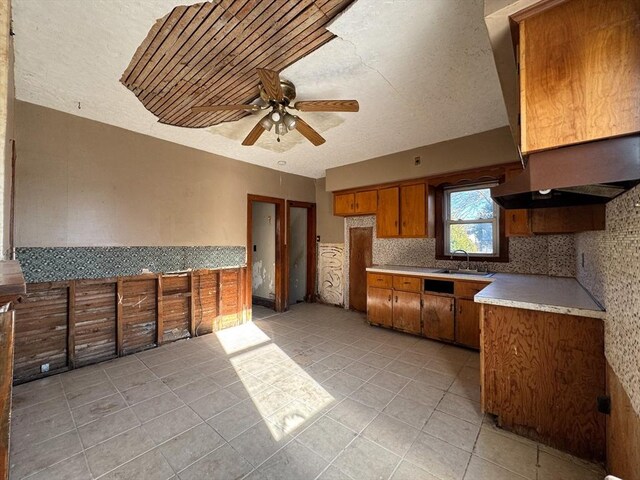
[434,175,509,264]
[443,182,500,257]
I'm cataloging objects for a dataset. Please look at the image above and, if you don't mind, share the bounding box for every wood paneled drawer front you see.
[454,280,489,299]
[367,273,392,288]
[392,275,421,292]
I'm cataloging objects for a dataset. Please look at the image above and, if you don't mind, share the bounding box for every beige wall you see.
[314,177,344,243]
[325,126,518,192]
[0,0,13,257]
[15,101,315,247]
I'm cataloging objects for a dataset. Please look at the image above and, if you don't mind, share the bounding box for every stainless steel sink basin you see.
[437,269,494,277]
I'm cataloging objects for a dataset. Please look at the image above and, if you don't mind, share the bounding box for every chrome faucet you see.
[450,249,471,271]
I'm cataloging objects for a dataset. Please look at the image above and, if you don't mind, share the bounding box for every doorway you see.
[286,201,317,307]
[349,227,373,312]
[247,195,285,313]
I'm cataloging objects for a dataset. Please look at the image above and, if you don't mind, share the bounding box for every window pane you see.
[449,188,494,221]
[449,223,494,254]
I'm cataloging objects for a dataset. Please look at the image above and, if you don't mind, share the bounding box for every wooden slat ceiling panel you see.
[121,0,356,128]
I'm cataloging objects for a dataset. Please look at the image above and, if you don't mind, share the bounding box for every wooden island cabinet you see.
[481,303,606,462]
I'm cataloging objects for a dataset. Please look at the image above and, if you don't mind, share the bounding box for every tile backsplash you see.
[16,246,246,283]
[576,184,640,417]
[343,215,576,309]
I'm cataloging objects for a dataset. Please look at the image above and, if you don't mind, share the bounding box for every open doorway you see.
[247,195,285,314]
[286,201,317,307]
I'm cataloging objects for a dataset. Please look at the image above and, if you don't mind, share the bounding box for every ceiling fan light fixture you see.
[270,110,282,123]
[259,114,274,131]
[283,113,297,130]
[275,122,288,136]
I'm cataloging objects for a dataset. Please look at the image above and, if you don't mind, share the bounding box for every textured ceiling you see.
[13,0,509,178]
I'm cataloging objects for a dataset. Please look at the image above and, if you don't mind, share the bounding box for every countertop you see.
[0,260,26,305]
[366,265,605,319]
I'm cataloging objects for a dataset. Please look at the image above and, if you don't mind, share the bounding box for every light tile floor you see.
[10,303,606,480]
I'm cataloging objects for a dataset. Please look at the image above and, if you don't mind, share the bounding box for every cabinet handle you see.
[388,295,391,302]
[395,296,398,303]
[450,302,454,312]
[512,214,516,222]
[355,203,359,209]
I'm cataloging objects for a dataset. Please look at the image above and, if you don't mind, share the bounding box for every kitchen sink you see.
[437,269,494,277]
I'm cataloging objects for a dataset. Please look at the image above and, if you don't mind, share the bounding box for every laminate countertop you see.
[366,265,605,319]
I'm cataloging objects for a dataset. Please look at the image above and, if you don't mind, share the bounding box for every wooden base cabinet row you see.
[367,274,483,349]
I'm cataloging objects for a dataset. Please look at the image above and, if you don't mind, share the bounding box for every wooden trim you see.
[188,272,196,336]
[116,278,123,356]
[156,274,163,345]
[67,281,76,369]
[434,176,510,263]
[0,312,14,480]
[286,200,317,305]
[247,194,286,312]
[8,141,15,254]
[331,162,521,195]
[509,0,569,23]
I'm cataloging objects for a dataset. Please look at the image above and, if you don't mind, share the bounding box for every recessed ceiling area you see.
[13,0,509,178]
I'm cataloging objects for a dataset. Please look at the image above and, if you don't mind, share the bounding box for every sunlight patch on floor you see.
[216,322,334,440]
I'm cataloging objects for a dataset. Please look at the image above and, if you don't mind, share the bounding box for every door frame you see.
[247,195,286,313]
[285,200,317,307]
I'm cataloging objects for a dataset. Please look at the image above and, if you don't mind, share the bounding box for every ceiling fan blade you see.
[256,68,284,101]
[294,100,359,112]
[191,104,260,113]
[242,121,266,146]
[295,117,326,146]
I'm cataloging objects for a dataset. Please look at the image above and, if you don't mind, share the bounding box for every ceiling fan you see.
[191,68,359,146]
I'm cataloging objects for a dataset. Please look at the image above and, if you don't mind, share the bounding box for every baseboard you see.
[607,362,640,480]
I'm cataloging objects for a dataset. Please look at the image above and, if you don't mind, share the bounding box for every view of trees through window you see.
[447,186,497,255]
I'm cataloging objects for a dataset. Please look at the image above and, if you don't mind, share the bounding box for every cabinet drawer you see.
[392,275,421,292]
[367,273,392,288]
[454,280,489,299]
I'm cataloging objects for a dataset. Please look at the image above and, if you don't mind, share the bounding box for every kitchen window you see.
[443,182,500,257]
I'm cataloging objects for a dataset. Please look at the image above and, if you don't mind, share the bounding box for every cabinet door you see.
[531,205,605,234]
[377,187,400,237]
[422,294,455,341]
[367,287,393,328]
[334,193,355,216]
[506,209,532,237]
[519,0,640,153]
[400,184,426,236]
[355,190,378,214]
[393,291,421,335]
[456,298,480,349]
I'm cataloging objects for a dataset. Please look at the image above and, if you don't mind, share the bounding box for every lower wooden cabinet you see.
[455,298,480,349]
[393,291,421,334]
[367,286,393,328]
[422,293,455,342]
[366,273,484,349]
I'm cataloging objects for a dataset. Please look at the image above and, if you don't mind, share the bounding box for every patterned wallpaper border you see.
[16,246,246,283]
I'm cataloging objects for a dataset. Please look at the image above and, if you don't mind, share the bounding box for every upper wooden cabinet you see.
[400,184,426,237]
[377,183,430,238]
[377,187,400,237]
[519,0,640,153]
[333,190,377,216]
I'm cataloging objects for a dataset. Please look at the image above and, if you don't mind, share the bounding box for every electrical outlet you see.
[414,156,422,166]
[40,363,50,373]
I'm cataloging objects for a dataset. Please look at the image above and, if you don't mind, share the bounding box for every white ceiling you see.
[13,0,509,178]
